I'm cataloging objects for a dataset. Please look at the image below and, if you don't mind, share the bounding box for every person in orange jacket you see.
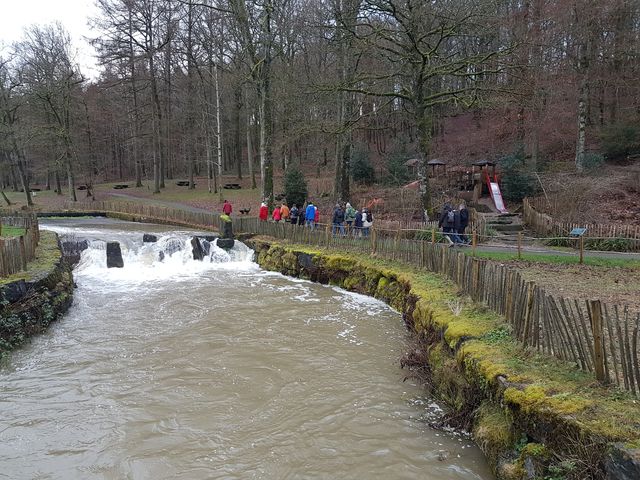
[259,202,268,221]
[280,203,290,222]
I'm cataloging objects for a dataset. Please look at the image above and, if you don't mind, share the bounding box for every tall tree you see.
[18,23,84,202]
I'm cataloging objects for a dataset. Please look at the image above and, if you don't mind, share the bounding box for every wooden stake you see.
[579,236,584,264]
[472,230,477,256]
[517,232,522,260]
[431,227,436,245]
[589,300,606,383]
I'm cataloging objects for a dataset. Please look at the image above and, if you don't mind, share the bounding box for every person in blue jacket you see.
[305,202,316,229]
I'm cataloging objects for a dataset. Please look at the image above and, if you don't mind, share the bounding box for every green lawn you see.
[0,225,25,238]
[471,250,640,269]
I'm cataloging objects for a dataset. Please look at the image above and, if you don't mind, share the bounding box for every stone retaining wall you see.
[0,233,74,356]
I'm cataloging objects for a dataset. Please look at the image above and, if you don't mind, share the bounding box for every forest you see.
[1,0,639,212]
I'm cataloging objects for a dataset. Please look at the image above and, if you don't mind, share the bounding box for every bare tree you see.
[17,24,84,202]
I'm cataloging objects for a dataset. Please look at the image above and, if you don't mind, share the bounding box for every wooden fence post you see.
[579,236,584,264]
[589,300,607,383]
[517,232,522,260]
[19,235,27,271]
[472,230,477,256]
[371,228,377,255]
[431,227,435,245]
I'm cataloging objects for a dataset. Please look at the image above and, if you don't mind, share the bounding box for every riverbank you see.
[0,231,74,357]
[246,237,640,480]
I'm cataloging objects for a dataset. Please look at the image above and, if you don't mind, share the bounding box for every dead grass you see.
[500,260,640,312]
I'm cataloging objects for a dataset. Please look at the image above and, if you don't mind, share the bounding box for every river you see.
[0,219,492,480]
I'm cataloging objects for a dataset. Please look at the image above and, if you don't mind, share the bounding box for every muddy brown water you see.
[0,219,493,479]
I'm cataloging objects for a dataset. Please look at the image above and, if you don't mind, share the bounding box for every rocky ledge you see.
[0,232,74,356]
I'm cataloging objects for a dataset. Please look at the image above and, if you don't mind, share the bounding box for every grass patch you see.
[0,231,60,285]
[0,226,25,237]
[471,250,640,269]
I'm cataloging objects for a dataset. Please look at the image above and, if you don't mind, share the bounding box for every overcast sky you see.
[0,0,101,78]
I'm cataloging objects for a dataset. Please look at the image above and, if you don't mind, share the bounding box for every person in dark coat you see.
[438,203,461,245]
[353,209,363,237]
[290,204,299,225]
[332,204,346,236]
[458,202,470,244]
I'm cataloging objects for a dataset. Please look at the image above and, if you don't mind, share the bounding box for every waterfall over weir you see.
[49,221,256,283]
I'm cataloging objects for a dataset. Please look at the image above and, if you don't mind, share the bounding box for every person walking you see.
[280,203,290,222]
[290,204,299,225]
[438,203,461,245]
[458,202,470,244]
[314,205,320,229]
[259,202,268,221]
[305,202,316,229]
[362,208,373,237]
[353,208,363,237]
[272,204,282,222]
[332,204,346,236]
[344,202,356,232]
[222,199,232,215]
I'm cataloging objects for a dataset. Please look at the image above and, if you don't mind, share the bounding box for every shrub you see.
[600,122,640,160]
[582,152,605,172]
[283,167,308,208]
[499,149,539,202]
[385,153,410,186]
[351,148,376,185]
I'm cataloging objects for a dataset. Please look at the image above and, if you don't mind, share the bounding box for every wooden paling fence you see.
[0,213,40,277]
[64,200,639,393]
[523,197,640,251]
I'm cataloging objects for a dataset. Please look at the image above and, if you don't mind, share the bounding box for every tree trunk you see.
[11,149,33,207]
[235,86,243,180]
[245,86,256,189]
[575,75,588,171]
[214,63,224,201]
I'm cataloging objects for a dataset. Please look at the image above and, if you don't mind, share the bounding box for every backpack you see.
[447,210,455,222]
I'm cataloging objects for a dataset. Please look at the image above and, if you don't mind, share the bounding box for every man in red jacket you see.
[222,199,232,215]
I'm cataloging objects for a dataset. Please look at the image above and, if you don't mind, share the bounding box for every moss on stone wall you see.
[0,231,74,358]
[247,239,640,480]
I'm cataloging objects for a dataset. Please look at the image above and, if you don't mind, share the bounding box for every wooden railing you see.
[523,197,640,251]
[62,200,639,394]
[0,213,40,277]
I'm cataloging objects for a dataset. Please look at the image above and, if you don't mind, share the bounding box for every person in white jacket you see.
[362,208,373,237]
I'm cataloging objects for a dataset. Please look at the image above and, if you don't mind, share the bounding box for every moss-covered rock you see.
[0,231,74,358]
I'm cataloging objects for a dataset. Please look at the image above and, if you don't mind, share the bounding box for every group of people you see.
[225,197,468,246]
[253,199,373,236]
[438,202,470,246]
[331,202,373,237]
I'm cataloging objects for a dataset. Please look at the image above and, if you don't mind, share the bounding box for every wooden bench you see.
[223,183,241,189]
[113,184,129,189]
[176,181,192,186]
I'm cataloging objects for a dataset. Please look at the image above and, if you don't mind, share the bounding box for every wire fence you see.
[61,200,639,394]
[0,213,40,277]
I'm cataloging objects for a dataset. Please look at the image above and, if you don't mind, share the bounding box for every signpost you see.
[570,227,587,264]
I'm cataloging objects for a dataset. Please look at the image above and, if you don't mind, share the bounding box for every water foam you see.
[45,225,256,284]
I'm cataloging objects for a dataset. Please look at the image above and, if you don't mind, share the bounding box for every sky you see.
[0,0,101,79]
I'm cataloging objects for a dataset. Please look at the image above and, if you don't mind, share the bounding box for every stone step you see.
[489,223,524,232]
